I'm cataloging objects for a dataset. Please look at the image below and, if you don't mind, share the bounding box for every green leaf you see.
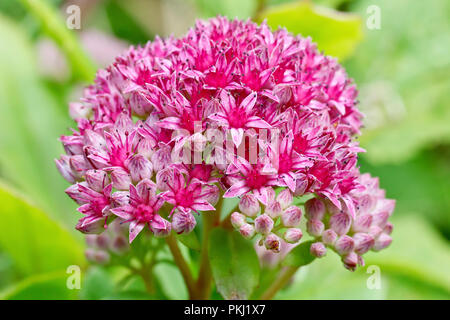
[176,232,201,251]
[153,263,188,300]
[0,270,79,300]
[0,183,85,277]
[209,228,260,300]
[0,14,78,226]
[282,240,316,267]
[79,267,115,300]
[194,0,256,20]
[260,2,363,60]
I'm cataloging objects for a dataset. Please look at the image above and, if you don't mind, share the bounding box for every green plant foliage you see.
[209,228,260,299]
[0,271,78,300]
[79,267,115,300]
[346,0,450,164]
[282,240,316,267]
[194,0,256,20]
[0,183,85,278]
[0,14,78,227]
[260,2,363,60]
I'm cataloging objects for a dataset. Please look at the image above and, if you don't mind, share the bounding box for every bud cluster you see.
[304,173,395,271]
[231,189,303,253]
[85,218,130,265]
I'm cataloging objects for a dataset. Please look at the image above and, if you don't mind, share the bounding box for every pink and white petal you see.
[110,206,134,220]
[220,90,236,113]
[157,117,182,130]
[223,180,250,198]
[191,201,216,212]
[230,128,244,147]
[129,221,146,243]
[240,91,257,113]
[246,116,272,129]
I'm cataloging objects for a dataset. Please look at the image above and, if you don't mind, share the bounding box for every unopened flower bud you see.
[172,210,196,234]
[293,178,308,196]
[69,102,90,120]
[283,228,303,243]
[264,234,281,253]
[353,233,374,255]
[239,194,260,217]
[372,211,389,228]
[239,223,255,239]
[334,235,355,255]
[281,206,302,227]
[383,222,393,235]
[265,201,282,219]
[85,248,96,262]
[128,154,153,182]
[254,214,274,235]
[372,233,392,251]
[151,219,171,238]
[111,235,129,254]
[85,169,110,192]
[342,252,358,271]
[110,167,131,190]
[276,189,293,209]
[329,212,352,235]
[231,212,246,229]
[307,219,324,237]
[310,242,327,258]
[322,229,338,245]
[76,216,105,234]
[203,184,220,206]
[156,168,172,191]
[305,198,326,220]
[352,214,373,233]
[96,233,110,250]
[94,250,110,265]
[368,225,383,238]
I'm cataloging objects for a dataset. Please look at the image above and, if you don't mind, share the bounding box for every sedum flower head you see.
[56,17,394,270]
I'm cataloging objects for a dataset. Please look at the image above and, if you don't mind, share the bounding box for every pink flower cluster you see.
[56,17,394,269]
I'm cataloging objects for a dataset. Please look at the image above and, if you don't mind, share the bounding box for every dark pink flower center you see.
[245,169,269,190]
[228,109,248,128]
[134,204,155,223]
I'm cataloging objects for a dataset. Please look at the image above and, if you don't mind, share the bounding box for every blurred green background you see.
[0,0,449,299]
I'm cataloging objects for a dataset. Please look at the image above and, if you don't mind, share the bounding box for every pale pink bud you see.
[266,188,277,204]
[76,216,105,234]
[85,248,96,262]
[368,225,383,238]
[156,168,172,191]
[334,235,355,255]
[85,169,110,192]
[342,252,358,271]
[231,212,246,229]
[239,223,255,239]
[353,233,374,255]
[265,201,282,218]
[372,211,389,228]
[94,250,110,265]
[239,194,260,217]
[383,222,393,235]
[276,189,293,209]
[85,234,97,247]
[293,178,308,196]
[69,102,91,120]
[136,137,155,159]
[111,235,129,254]
[127,154,153,182]
[171,210,196,234]
[151,219,172,238]
[329,212,352,235]
[110,167,131,190]
[151,145,171,171]
[310,242,327,258]
[352,214,373,233]
[372,233,392,251]
[96,233,110,250]
[305,198,326,220]
[322,229,338,245]
[70,155,90,173]
[203,184,220,206]
[307,219,324,237]
[55,156,78,183]
[264,234,281,253]
[281,206,302,227]
[254,214,274,235]
[283,228,303,243]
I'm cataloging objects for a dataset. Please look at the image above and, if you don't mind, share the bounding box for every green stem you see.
[19,0,96,82]
[253,0,268,21]
[165,234,196,299]
[260,266,299,300]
